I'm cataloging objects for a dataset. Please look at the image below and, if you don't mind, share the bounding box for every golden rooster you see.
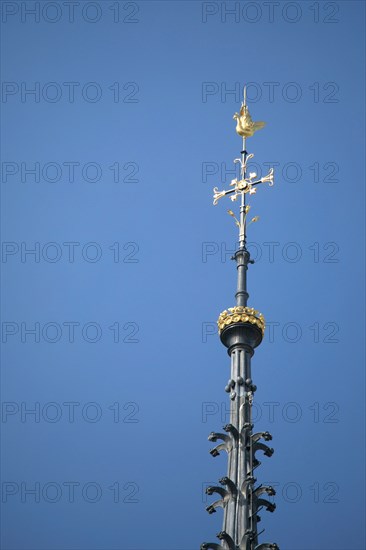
[233,104,266,138]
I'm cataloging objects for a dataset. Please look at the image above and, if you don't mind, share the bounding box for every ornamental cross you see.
[213,162,274,205]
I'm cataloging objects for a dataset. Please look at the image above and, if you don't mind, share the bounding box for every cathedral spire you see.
[202,87,278,550]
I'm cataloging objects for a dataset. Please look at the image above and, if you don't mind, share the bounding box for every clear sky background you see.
[1,1,365,549]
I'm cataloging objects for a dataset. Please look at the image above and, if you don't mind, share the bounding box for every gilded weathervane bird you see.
[233,103,266,138]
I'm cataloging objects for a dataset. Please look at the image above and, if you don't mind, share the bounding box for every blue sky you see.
[1,1,365,549]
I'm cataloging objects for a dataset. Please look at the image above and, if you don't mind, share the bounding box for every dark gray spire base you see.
[203,324,277,549]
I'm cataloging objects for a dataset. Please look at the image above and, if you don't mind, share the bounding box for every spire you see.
[201,88,278,550]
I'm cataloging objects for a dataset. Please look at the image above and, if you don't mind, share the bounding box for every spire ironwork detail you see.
[201,87,278,550]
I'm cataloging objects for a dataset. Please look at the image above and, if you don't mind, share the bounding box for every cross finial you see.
[212,88,274,248]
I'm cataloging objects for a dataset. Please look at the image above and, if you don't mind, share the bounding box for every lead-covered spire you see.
[201,88,278,550]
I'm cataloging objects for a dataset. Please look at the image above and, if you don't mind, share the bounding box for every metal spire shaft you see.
[237,121,249,309]
[239,87,247,250]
